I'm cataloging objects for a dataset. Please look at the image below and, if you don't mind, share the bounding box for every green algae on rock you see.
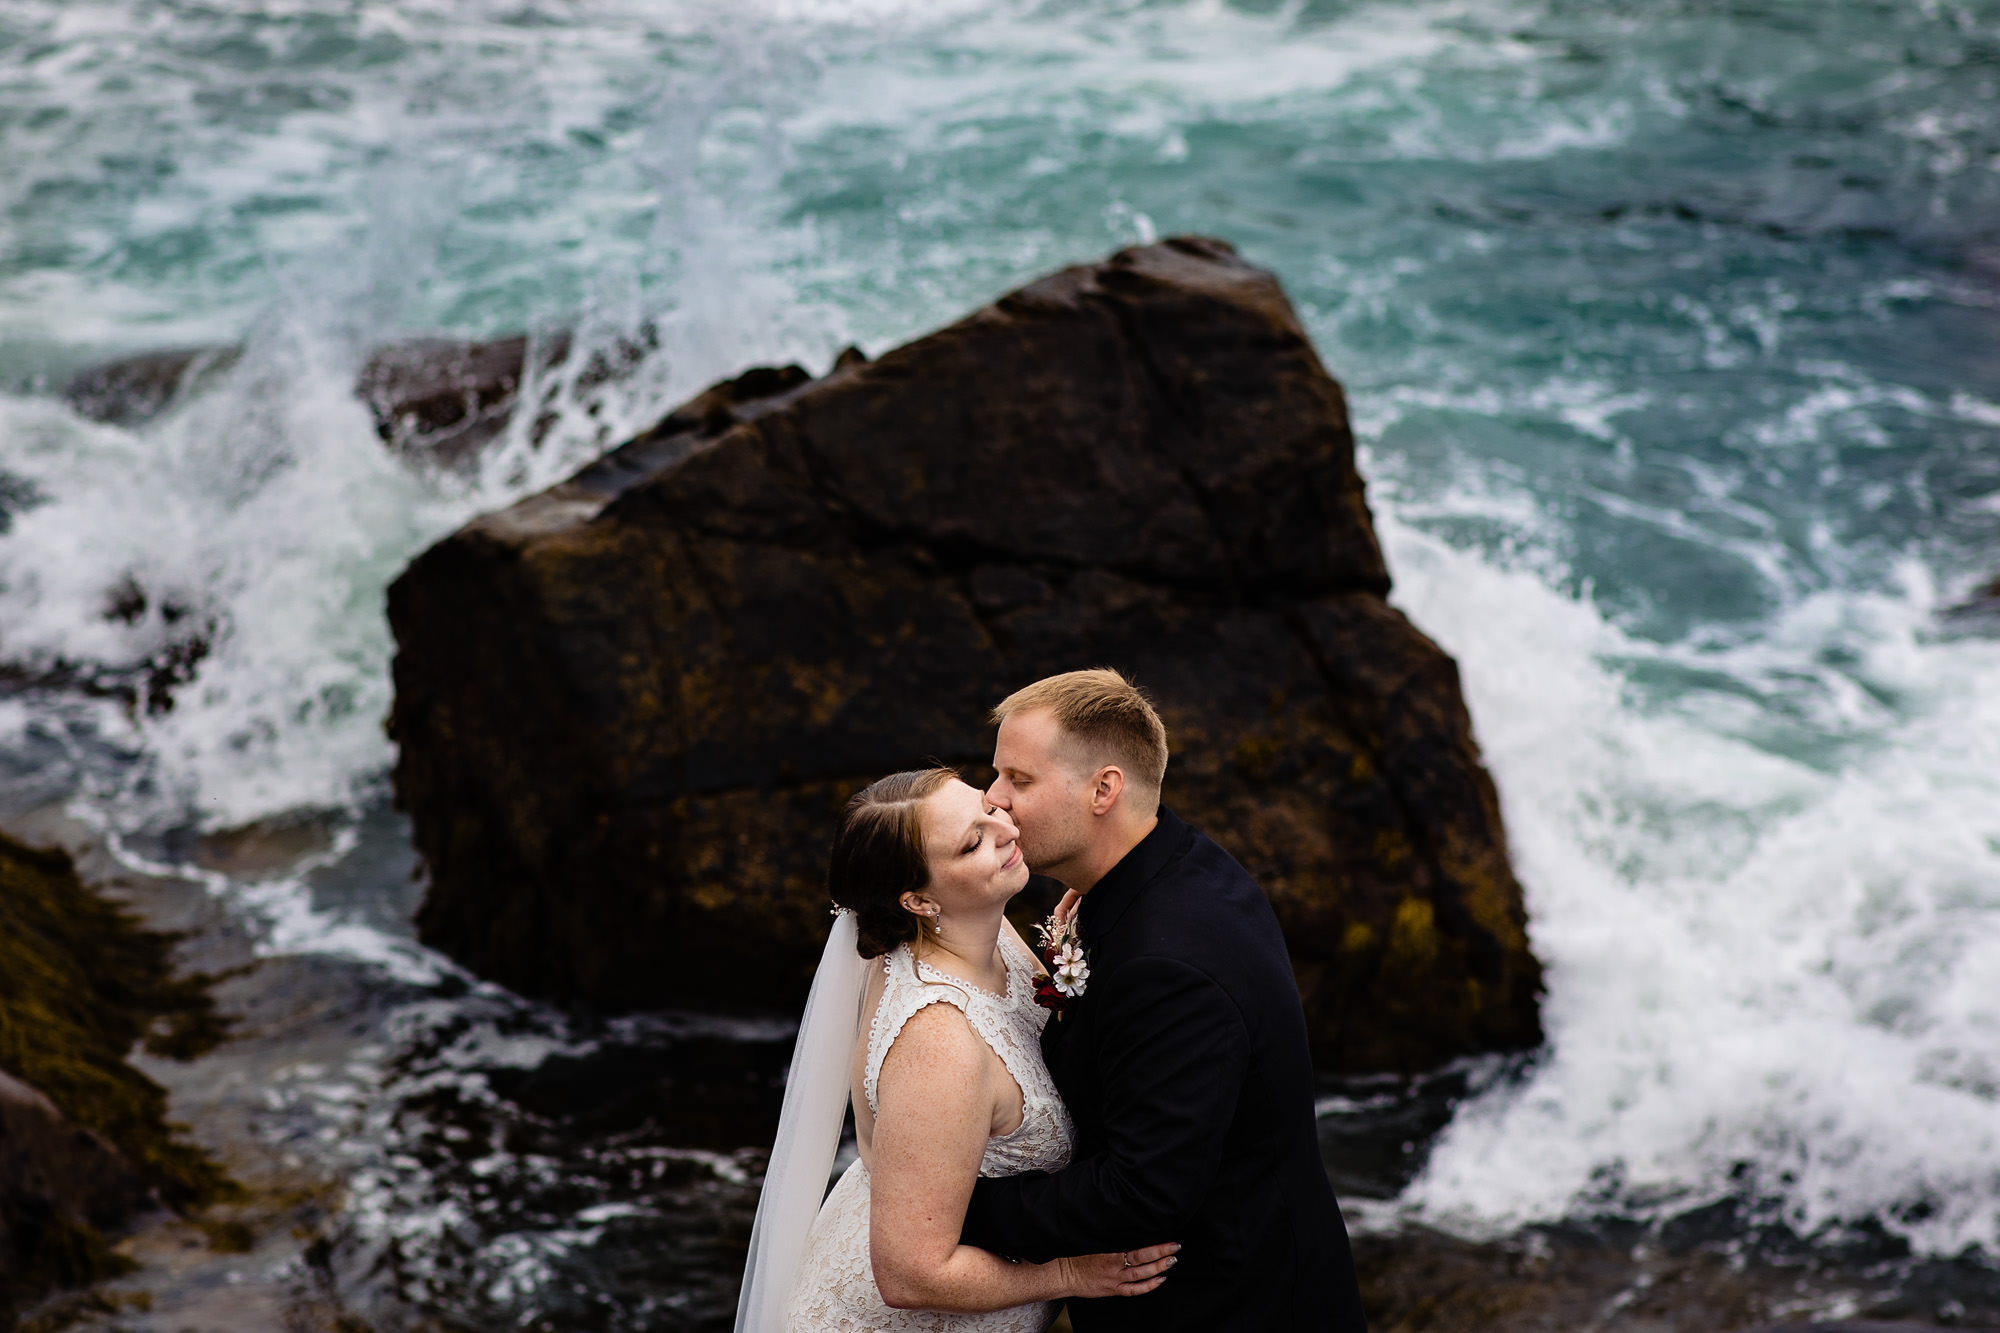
[0,833,235,1318]
[388,237,1544,1072]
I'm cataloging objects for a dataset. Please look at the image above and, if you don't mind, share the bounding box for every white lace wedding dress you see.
[785,932,1075,1332]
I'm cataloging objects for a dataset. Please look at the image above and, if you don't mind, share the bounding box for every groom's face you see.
[987,708,1092,883]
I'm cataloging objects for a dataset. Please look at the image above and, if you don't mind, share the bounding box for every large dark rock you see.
[388,237,1542,1072]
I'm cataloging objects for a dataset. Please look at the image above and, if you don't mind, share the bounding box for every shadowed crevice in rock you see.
[387,237,1544,1072]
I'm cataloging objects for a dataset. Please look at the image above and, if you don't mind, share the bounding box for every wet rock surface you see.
[58,349,240,427]
[0,833,234,1322]
[1351,1218,2000,1333]
[387,236,1543,1073]
[1,802,782,1333]
[61,333,562,473]
[0,1070,149,1318]
[354,331,575,472]
[1940,574,2000,634]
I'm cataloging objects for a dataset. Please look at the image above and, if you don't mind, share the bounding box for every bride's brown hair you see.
[828,767,959,958]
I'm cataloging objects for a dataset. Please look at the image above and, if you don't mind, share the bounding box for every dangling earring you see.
[929,908,943,934]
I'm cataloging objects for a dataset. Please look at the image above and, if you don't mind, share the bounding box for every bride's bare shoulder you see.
[875,998,988,1101]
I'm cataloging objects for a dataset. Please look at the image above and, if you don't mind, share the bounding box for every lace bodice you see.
[863,934,1074,1178]
[784,933,1074,1332]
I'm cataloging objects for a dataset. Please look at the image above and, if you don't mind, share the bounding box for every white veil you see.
[735,908,868,1332]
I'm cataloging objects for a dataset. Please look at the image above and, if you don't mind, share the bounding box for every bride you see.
[736,768,1178,1332]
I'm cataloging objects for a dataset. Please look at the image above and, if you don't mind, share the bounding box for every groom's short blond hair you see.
[991,669,1169,806]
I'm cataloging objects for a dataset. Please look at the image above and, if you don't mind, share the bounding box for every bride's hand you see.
[1056,1242,1178,1299]
[1052,888,1082,931]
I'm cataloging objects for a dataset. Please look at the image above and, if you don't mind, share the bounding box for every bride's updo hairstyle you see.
[828,767,958,958]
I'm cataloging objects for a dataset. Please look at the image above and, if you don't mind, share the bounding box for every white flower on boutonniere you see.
[1050,940,1089,997]
[1033,901,1087,1015]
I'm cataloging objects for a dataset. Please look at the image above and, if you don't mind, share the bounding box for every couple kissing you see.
[737,669,1368,1333]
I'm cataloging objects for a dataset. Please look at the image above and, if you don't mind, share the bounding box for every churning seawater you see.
[2,0,1998,1325]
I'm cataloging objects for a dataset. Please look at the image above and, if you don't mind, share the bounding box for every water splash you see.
[1381,511,2000,1254]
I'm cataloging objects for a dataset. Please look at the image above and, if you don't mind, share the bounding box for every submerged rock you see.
[1940,573,2000,635]
[61,334,563,472]
[59,348,240,426]
[0,833,234,1318]
[388,237,1543,1071]
[354,330,573,471]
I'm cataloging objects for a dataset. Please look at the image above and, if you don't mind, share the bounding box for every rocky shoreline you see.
[0,806,436,1333]
[1,811,1992,1331]
[0,831,234,1324]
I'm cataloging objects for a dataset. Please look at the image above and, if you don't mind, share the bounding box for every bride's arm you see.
[869,1002,1176,1312]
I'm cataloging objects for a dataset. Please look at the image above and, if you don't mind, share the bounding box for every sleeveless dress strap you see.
[863,949,971,1117]
[956,938,1048,1110]
[862,940,1050,1119]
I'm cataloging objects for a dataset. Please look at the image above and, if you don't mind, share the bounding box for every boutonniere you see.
[1032,901,1088,1018]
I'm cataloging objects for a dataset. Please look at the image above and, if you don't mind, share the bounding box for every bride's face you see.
[916,778,1031,918]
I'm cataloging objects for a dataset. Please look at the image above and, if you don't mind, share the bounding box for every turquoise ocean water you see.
[2,0,1998,1326]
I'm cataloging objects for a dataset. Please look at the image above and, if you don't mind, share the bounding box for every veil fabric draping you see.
[735,908,868,1333]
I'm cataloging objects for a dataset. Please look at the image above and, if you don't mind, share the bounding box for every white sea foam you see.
[1379,511,2000,1254]
[785,0,1552,148]
[0,350,448,824]
[0,290,841,828]
[240,871,453,989]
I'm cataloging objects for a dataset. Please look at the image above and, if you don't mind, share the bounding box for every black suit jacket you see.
[960,808,1367,1332]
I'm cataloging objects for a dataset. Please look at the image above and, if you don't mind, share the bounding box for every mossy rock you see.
[0,833,236,1319]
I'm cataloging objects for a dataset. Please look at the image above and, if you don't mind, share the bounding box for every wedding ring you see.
[1121,1253,1132,1268]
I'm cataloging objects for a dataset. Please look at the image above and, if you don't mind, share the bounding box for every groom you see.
[959,669,1368,1332]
